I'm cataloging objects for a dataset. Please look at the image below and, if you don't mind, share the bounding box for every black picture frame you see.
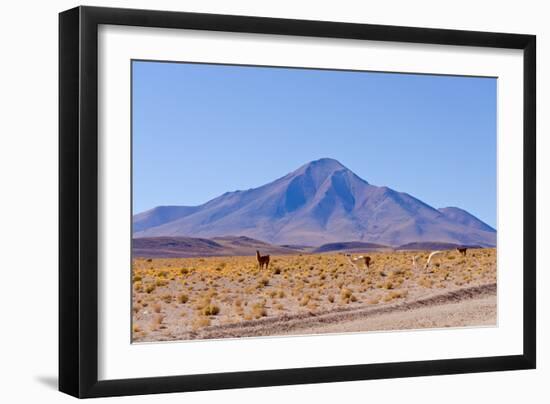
[59,5,536,398]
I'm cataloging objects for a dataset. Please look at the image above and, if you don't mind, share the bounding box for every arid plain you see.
[132,248,496,342]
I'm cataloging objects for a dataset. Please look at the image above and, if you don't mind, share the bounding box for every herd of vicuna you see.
[256,247,468,272]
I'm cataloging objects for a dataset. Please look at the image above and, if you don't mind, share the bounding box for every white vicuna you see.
[424,251,443,271]
[411,251,443,271]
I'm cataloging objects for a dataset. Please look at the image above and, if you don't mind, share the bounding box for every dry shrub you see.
[382,294,394,302]
[368,297,380,304]
[202,304,220,316]
[340,288,353,299]
[383,289,408,302]
[194,297,211,311]
[307,301,319,311]
[299,295,311,306]
[391,289,408,299]
[151,313,165,329]
[192,316,211,329]
[178,294,189,304]
[418,277,433,288]
[250,302,267,318]
[155,279,168,287]
[152,302,162,313]
[257,277,269,288]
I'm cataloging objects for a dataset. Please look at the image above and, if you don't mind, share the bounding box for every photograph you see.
[130,60,497,343]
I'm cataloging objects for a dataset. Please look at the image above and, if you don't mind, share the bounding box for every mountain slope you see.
[438,207,495,232]
[133,205,199,233]
[133,158,496,247]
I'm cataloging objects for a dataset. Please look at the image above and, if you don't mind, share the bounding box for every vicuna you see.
[256,250,270,270]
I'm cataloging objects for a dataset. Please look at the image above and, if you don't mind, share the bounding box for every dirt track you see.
[182,282,496,340]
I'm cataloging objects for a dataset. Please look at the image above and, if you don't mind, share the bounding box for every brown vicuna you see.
[456,247,468,256]
[364,256,372,269]
[351,255,372,270]
[256,250,270,270]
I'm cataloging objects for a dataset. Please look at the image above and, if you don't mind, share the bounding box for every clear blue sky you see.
[132,60,497,228]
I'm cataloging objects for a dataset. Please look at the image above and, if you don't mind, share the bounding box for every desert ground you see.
[131,248,496,342]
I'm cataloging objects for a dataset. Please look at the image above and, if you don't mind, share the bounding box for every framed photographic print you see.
[59,6,536,398]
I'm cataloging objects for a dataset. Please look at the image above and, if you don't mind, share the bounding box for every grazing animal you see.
[424,251,442,270]
[364,256,372,269]
[347,255,359,270]
[456,247,468,256]
[351,255,372,270]
[412,255,419,270]
[256,250,270,270]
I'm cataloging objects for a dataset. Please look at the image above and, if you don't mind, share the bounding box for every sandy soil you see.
[279,291,496,336]
[132,248,497,342]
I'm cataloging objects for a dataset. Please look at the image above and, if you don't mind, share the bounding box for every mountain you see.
[133,158,496,247]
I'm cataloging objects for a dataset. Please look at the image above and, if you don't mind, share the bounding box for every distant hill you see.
[313,241,391,253]
[395,241,484,251]
[132,236,301,258]
[133,236,491,258]
[134,158,496,247]
[279,244,314,251]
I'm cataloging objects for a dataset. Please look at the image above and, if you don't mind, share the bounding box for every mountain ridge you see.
[133,158,496,247]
